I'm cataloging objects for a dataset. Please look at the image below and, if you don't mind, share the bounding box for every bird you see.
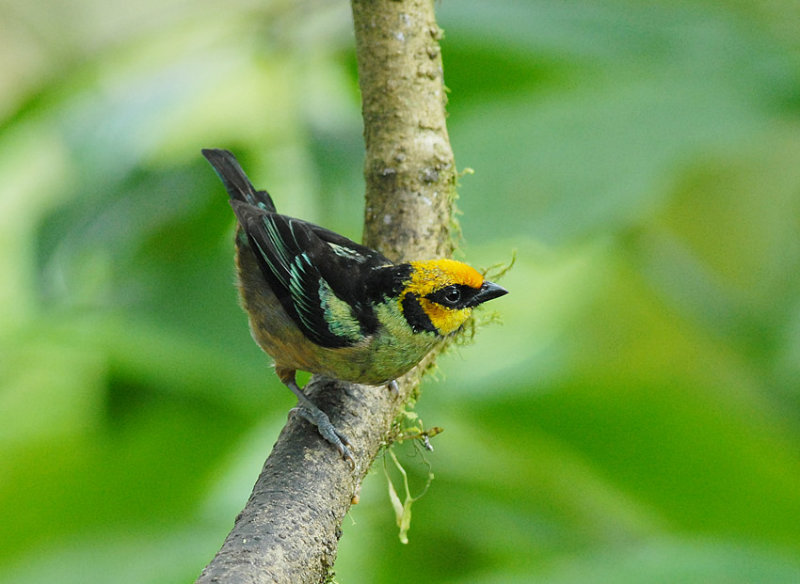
[202,148,508,466]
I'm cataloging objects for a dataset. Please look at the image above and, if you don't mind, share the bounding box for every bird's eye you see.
[443,286,461,304]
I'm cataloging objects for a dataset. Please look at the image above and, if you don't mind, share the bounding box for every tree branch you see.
[354,0,456,260]
[195,1,455,582]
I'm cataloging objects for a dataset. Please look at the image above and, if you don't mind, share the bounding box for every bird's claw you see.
[295,405,356,470]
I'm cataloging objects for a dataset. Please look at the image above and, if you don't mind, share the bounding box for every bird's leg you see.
[285,378,354,468]
[387,379,399,394]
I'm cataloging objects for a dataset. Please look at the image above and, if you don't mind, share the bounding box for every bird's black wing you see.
[232,201,390,348]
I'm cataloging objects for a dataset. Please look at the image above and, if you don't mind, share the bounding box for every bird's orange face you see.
[401,259,504,336]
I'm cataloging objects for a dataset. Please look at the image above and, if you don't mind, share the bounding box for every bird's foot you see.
[294,404,355,469]
[286,378,356,469]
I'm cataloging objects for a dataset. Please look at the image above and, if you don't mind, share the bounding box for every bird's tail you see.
[201,148,277,213]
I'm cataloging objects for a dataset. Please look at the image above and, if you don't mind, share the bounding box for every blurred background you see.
[2,0,800,582]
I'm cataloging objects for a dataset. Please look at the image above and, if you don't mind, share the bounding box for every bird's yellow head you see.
[399,259,508,336]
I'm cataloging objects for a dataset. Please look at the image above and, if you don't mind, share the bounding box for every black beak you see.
[467,281,508,307]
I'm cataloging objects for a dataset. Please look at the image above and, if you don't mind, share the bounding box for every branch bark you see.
[355,0,455,260]
[195,1,455,582]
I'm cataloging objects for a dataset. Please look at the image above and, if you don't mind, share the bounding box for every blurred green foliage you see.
[2,0,800,582]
